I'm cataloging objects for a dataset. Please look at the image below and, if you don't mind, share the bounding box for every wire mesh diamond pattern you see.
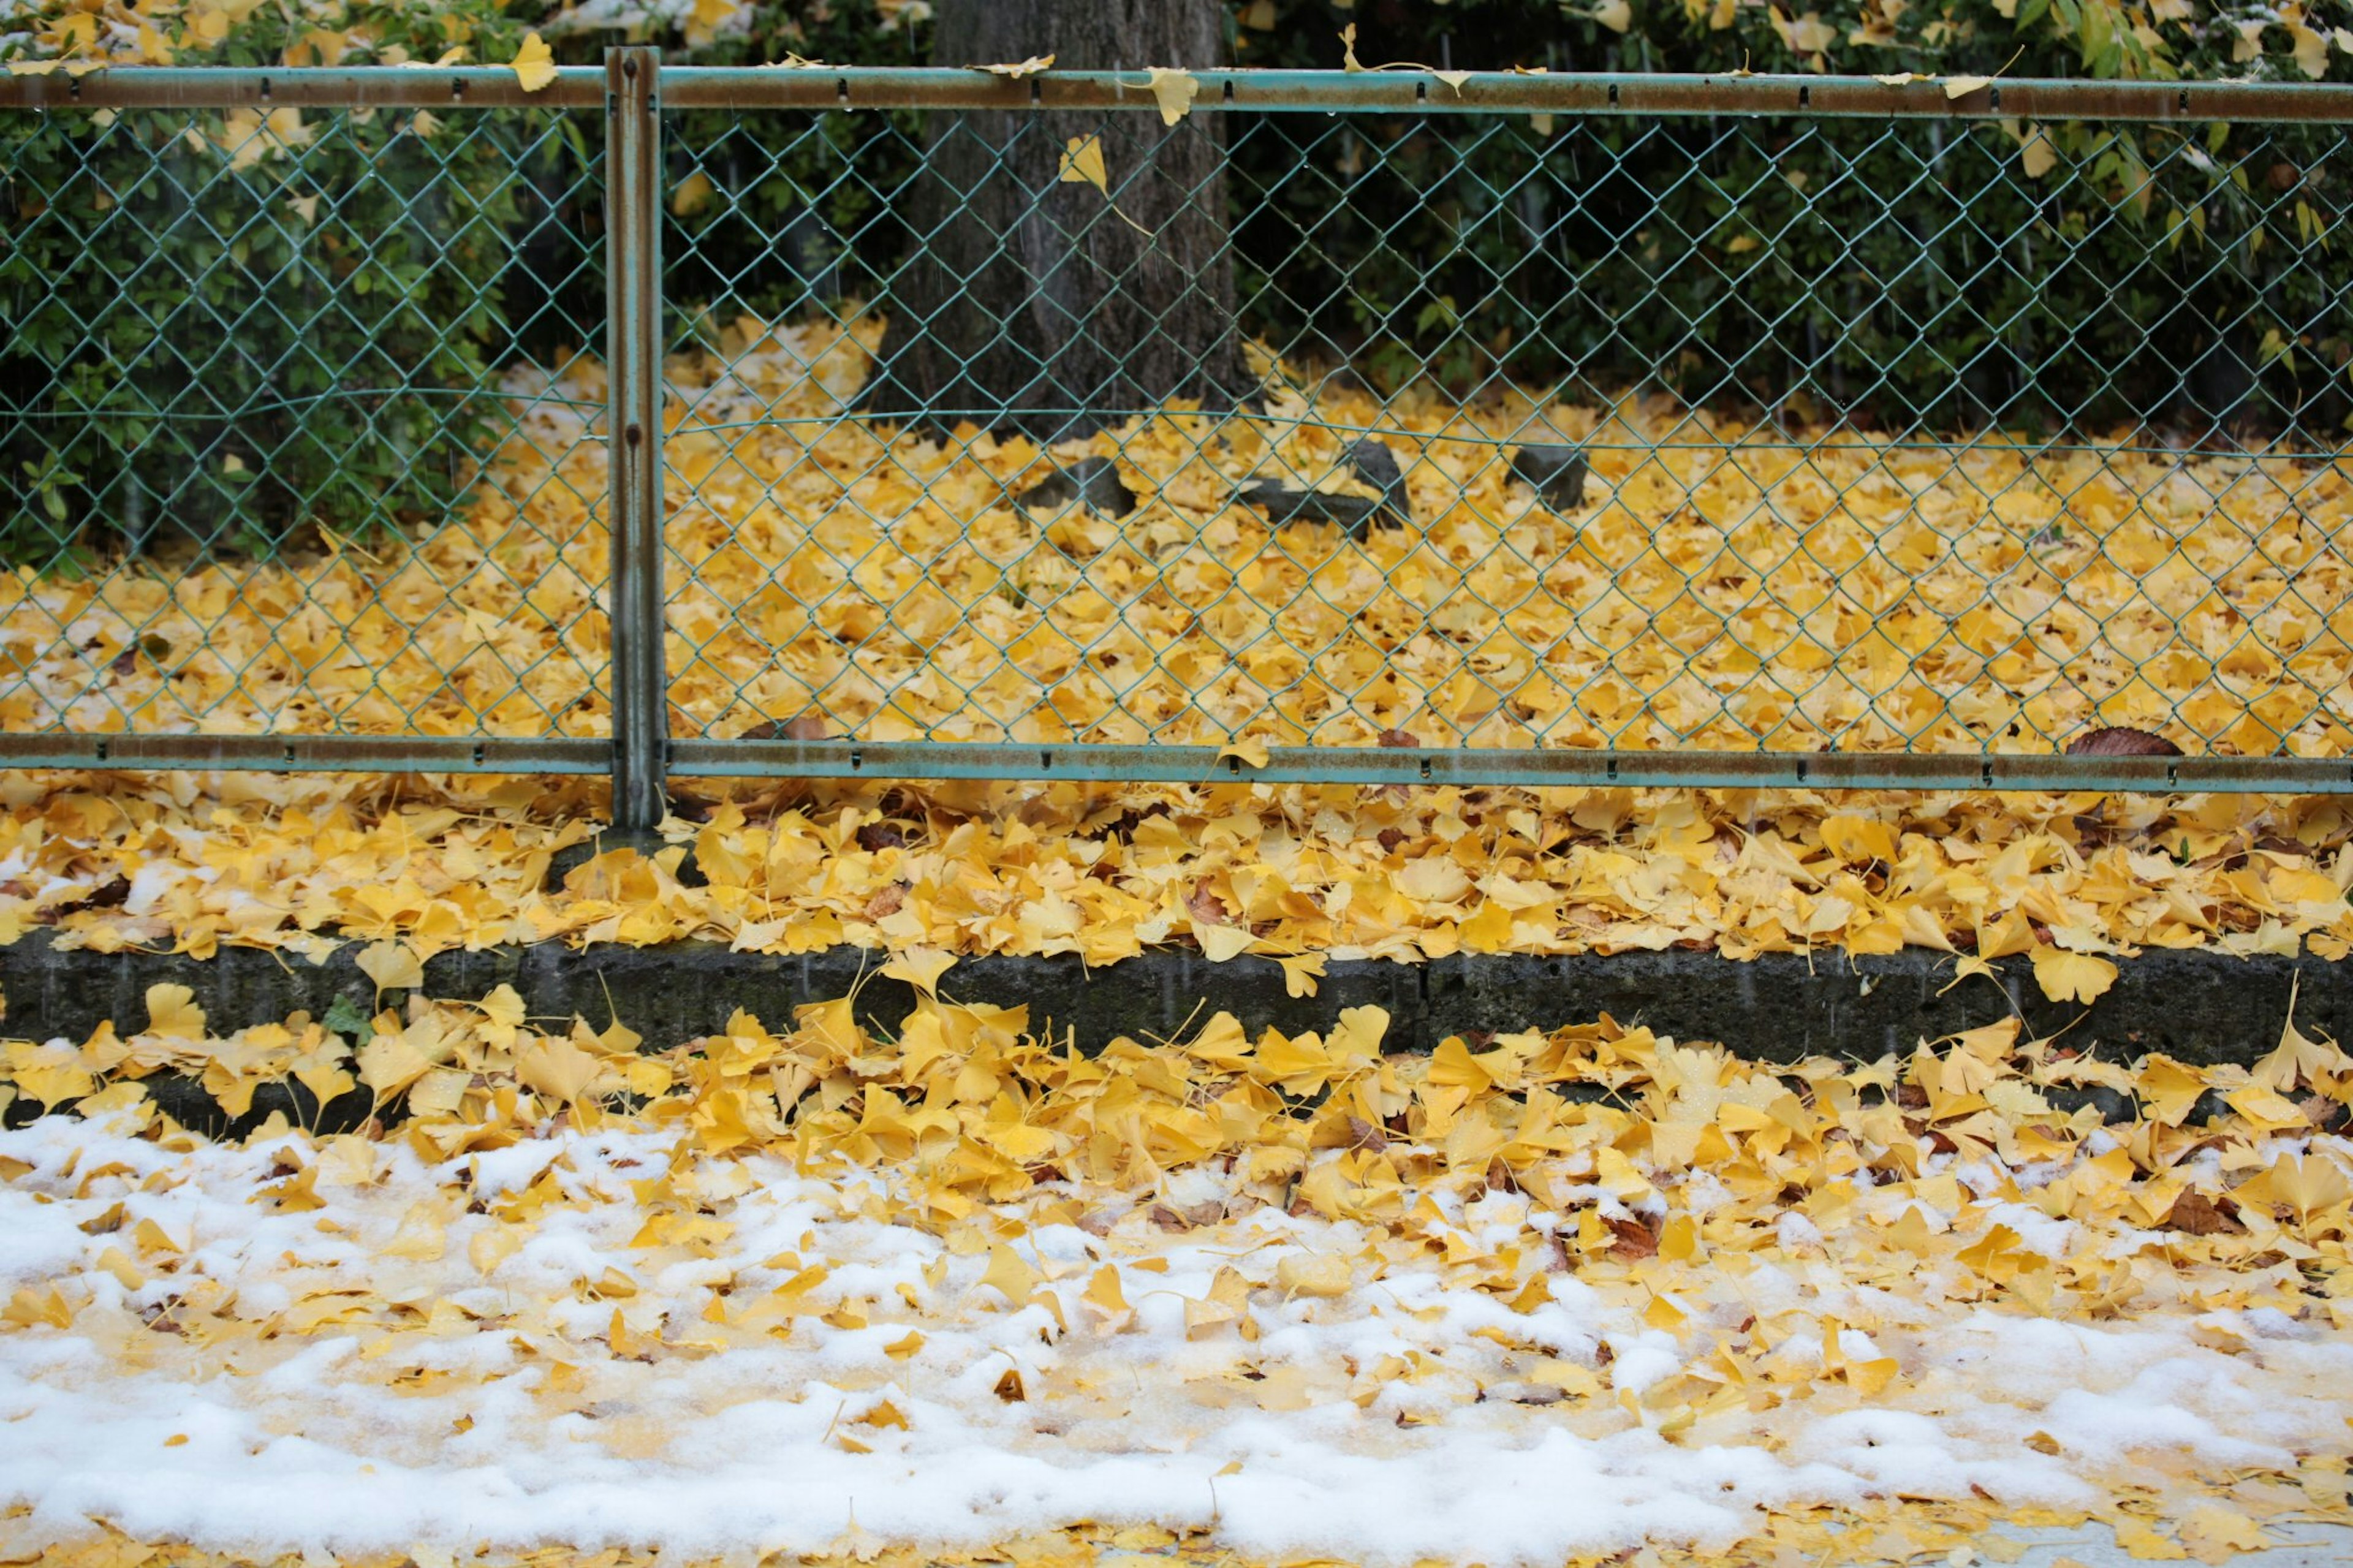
[0,103,612,744]
[657,102,2353,765]
[3,69,2350,793]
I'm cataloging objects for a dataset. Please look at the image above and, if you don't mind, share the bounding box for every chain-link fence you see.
[6,59,2353,816]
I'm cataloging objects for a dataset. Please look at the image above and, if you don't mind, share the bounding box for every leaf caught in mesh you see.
[1058,134,1108,191]
[2066,727,2184,758]
[738,715,828,741]
[1057,135,1151,235]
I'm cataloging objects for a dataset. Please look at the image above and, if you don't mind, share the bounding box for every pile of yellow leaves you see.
[3,977,2352,1567]
[7,316,2353,757]
[4,768,2353,971]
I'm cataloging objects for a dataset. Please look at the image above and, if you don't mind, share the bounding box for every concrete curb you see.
[1,931,2332,1065]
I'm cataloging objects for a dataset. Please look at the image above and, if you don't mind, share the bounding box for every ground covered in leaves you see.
[3,770,2353,979]
[4,977,2353,1567]
[7,317,2353,972]
[6,317,2353,757]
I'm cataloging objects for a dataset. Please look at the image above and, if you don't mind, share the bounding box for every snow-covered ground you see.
[4,1105,2347,1567]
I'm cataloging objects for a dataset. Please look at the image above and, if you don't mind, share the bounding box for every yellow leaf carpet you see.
[2,975,2352,1567]
[5,316,2350,759]
[7,322,2353,1566]
[3,771,2352,975]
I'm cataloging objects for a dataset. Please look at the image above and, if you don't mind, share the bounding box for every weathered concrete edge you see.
[0,931,2332,1067]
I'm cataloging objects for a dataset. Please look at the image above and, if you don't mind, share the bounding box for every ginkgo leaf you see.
[1218,738,1270,769]
[1056,135,1153,235]
[1943,74,1993,98]
[2249,975,2351,1092]
[380,1201,447,1262]
[356,1020,454,1101]
[978,1244,1039,1305]
[881,947,956,996]
[1277,953,1325,998]
[5,1041,91,1109]
[2020,127,2057,180]
[1059,134,1108,191]
[1275,1252,1351,1297]
[515,1036,610,1104]
[1194,923,1256,962]
[356,940,425,993]
[1143,66,1197,125]
[144,983,205,1039]
[2286,21,2329,78]
[2031,945,2117,1004]
[476,984,527,1047]
[1082,1263,1129,1319]
[980,53,1054,78]
[510,31,556,93]
[669,170,715,219]
[2180,1506,2273,1557]
[2109,1518,2188,1561]
[2251,1151,2352,1226]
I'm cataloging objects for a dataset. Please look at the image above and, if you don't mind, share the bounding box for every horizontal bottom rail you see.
[0,735,610,774]
[7,733,2352,793]
[672,741,2353,794]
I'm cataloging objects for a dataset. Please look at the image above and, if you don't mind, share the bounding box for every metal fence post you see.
[605,44,668,833]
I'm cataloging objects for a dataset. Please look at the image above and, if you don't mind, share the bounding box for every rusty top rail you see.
[4,66,2352,121]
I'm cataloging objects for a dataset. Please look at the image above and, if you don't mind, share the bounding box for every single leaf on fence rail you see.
[980,55,1055,78]
[1145,67,1199,124]
[510,31,556,93]
[2066,726,2184,758]
[1333,25,1471,90]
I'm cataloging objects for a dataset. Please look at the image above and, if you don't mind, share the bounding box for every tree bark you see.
[862,0,1248,438]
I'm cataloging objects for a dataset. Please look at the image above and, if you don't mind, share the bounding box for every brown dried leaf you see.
[2065,726,2184,757]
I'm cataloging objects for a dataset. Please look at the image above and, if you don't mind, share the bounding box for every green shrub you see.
[0,0,563,566]
[1222,0,2353,430]
[1226,110,2350,432]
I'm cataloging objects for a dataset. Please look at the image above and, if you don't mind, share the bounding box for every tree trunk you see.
[862,0,1248,438]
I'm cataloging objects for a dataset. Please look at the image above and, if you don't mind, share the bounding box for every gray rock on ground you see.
[1509,442,1588,511]
[1236,439,1414,539]
[1015,455,1136,519]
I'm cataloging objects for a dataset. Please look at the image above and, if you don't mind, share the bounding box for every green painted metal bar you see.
[2,734,2344,793]
[6,67,2352,123]
[666,741,2353,796]
[661,68,2353,122]
[0,735,609,773]
[604,45,670,833]
[0,64,604,109]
